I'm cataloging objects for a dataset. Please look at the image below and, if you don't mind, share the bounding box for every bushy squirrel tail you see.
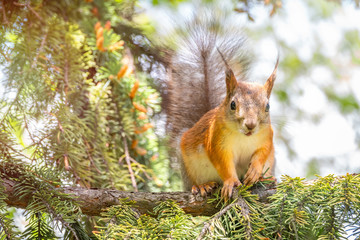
[165,12,251,148]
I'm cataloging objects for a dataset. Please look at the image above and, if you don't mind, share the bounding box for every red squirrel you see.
[166,16,278,200]
[181,58,278,199]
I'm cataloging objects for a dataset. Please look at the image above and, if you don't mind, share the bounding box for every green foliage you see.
[264,174,360,239]
[21,213,57,240]
[0,0,164,192]
[308,0,338,19]
[0,160,89,239]
[0,0,164,237]
[94,200,198,239]
[88,174,360,239]
[325,88,360,114]
[0,183,20,239]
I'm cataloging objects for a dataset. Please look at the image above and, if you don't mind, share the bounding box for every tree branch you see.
[0,174,276,217]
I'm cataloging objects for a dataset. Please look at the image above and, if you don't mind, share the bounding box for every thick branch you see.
[0,175,276,217]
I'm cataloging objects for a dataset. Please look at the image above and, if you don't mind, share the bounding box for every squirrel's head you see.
[224,58,278,136]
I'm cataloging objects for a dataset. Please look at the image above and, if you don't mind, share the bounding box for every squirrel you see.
[166,13,278,200]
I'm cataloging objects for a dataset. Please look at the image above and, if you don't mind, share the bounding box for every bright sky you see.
[248,0,360,178]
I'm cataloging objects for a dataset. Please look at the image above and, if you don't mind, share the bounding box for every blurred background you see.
[145,0,360,180]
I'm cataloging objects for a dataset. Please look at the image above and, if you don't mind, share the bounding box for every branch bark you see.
[1,175,276,217]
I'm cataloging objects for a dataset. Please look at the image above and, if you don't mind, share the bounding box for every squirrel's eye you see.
[265,103,270,112]
[230,101,236,110]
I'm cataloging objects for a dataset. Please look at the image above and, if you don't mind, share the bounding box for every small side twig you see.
[13,1,44,22]
[63,55,69,98]
[32,30,48,68]
[122,136,138,192]
[83,138,102,174]
[23,115,36,144]
[0,48,10,62]
[41,199,80,240]
[196,195,251,240]
[0,139,33,161]
[1,3,9,26]
[46,112,64,133]
[129,157,152,180]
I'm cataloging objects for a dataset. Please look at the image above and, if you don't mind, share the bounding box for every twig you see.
[32,30,48,68]
[238,196,253,239]
[129,157,152,180]
[46,112,64,133]
[41,199,80,240]
[63,55,69,98]
[0,48,10,62]
[0,139,33,161]
[196,196,250,240]
[1,3,9,26]
[122,136,138,192]
[23,115,36,145]
[13,1,43,22]
[83,138,102,174]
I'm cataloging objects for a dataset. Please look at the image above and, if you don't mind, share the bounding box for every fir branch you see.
[1,164,360,238]
[40,199,79,240]
[275,190,288,238]
[0,215,12,240]
[0,165,273,217]
[0,173,219,217]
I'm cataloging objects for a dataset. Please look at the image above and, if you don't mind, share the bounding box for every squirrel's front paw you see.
[191,182,219,197]
[243,161,262,185]
[221,178,241,201]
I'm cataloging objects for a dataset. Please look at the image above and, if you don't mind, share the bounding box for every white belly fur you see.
[186,128,269,184]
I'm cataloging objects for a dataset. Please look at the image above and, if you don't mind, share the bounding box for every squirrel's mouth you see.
[245,132,252,136]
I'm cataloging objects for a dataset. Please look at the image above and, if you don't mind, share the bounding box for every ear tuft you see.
[264,55,279,98]
[226,68,237,95]
[217,47,238,96]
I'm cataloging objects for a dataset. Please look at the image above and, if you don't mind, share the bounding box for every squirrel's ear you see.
[225,68,237,95]
[264,56,279,98]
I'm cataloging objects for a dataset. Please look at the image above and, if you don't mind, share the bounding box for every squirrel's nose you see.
[245,121,256,131]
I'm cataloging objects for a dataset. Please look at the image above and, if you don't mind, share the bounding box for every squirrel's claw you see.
[192,182,219,197]
[243,162,262,185]
[221,178,241,201]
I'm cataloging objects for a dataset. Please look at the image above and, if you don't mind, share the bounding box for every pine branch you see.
[0,171,275,217]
